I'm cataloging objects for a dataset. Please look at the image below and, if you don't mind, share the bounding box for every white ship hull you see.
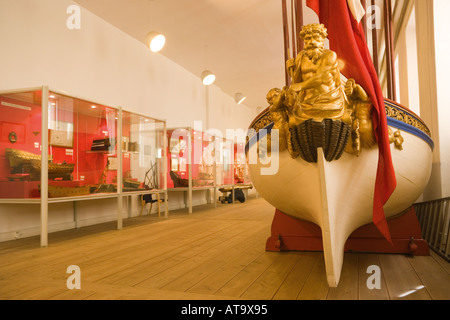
[247,100,433,287]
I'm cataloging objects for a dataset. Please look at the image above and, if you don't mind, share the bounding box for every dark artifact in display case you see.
[45,185,92,198]
[5,148,75,181]
[170,171,189,188]
[123,178,141,190]
[91,138,115,151]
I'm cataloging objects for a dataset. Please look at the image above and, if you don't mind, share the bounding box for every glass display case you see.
[215,137,234,187]
[0,86,167,246]
[167,128,235,189]
[167,127,224,213]
[167,127,216,189]
[0,87,119,200]
[234,142,252,185]
[1,88,43,200]
[121,110,167,216]
[121,111,166,192]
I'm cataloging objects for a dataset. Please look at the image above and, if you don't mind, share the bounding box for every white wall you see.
[0,0,258,241]
[434,0,450,198]
[0,0,256,130]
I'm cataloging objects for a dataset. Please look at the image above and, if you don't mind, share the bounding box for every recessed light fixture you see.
[234,93,246,105]
[91,105,96,109]
[146,31,165,53]
[201,70,216,86]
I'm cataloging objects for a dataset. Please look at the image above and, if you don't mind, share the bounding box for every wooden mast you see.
[371,0,380,77]
[384,0,397,101]
[291,0,297,58]
[295,0,304,53]
[282,0,304,86]
[282,0,291,86]
[361,0,368,40]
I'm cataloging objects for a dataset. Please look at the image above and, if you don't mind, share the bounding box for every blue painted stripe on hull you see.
[387,117,434,150]
[245,122,274,154]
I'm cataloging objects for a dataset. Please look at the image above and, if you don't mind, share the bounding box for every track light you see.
[146,31,165,53]
[234,93,246,104]
[201,70,216,86]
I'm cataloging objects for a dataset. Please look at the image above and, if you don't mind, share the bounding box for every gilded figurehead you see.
[286,24,345,125]
[266,23,377,161]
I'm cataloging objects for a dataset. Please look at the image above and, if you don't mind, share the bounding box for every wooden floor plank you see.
[149,228,260,291]
[408,255,450,300]
[83,220,242,283]
[1,197,448,300]
[295,253,329,300]
[161,223,269,293]
[430,251,450,274]
[0,218,204,276]
[379,254,432,300]
[272,252,320,300]
[186,230,268,295]
[326,254,359,300]
[240,252,300,300]
[214,252,277,298]
[133,222,256,290]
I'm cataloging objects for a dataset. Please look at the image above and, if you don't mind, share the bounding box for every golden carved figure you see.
[389,127,405,150]
[268,24,376,160]
[267,87,289,153]
[344,78,376,155]
[287,24,345,124]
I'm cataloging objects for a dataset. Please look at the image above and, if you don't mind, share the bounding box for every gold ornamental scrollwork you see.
[385,104,431,137]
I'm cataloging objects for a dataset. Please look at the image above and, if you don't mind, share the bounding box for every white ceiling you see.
[73,0,317,113]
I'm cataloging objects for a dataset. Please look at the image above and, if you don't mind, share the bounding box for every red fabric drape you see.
[306,0,396,243]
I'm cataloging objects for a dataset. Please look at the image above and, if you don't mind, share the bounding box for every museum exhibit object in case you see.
[234,142,251,185]
[221,141,253,203]
[121,110,167,217]
[167,127,240,212]
[167,127,215,213]
[214,136,234,188]
[167,127,215,189]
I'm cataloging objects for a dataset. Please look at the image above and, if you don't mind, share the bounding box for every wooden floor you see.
[0,197,449,300]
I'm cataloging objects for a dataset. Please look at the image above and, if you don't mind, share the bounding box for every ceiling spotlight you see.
[146,31,165,53]
[201,70,216,86]
[234,93,246,105]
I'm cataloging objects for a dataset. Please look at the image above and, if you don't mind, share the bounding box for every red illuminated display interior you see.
[166,129,233,188]
[0,90,120,198]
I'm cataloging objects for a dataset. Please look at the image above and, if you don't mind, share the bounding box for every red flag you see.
[306,0,396,243]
